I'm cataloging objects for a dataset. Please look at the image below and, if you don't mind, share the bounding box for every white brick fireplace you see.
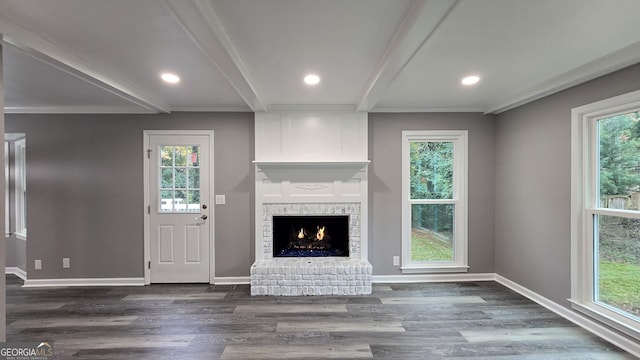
[251,110,372,295]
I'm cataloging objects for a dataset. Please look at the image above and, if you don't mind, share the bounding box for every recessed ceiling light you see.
[304,74,320,85]
[461,75,480,86]
[161,73,180,84]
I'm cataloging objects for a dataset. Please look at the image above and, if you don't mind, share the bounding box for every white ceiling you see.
[1,0,639,114]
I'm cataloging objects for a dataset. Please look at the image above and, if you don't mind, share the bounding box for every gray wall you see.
[1,42,6,341]
[495,63,640,306]
[5,237,26,270]
[369,113,496,275]
[5,112,254,279]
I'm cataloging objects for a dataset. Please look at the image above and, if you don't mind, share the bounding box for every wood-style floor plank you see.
[222,344,373,359]
[5,275,636,359]
[380,295,486,305]
[9,315,137,329]
[460,326,590,342]
[234,304,348,313]
[276,320,406,333]
[122,292,227,301]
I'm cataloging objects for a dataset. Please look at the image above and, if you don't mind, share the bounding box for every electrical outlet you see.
[393,256,400,266]
[63,258,70,268]
[34,260,42,270]
[215,195,226,205]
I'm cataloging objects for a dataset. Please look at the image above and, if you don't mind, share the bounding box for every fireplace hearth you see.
[273,215,349,257]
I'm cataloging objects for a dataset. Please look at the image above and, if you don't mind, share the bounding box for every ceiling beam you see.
[355,0,460,112]
[0,16,169,113]
[164,0,267,112]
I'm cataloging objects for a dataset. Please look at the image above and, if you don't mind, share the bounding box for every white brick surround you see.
[252,110,372,296]
[260,203,362,260]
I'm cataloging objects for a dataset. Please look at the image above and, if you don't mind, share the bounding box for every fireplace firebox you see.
[273,215,349,257]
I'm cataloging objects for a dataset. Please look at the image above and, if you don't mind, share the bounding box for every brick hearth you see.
[250,258,372,296]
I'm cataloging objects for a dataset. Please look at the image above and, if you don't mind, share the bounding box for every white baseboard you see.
[5,267,27,280]
[215,273,495,285]
[214,276,250,285]
[495,274,640,358]
[23,277,145,287]
[372,272,495,283]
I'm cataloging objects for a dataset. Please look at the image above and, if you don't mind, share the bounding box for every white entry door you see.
[148,133,212,283]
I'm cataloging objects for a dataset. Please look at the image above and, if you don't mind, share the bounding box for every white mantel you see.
[251,110,372,296]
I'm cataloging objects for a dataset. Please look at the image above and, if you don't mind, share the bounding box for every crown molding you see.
[164,0,267,112]
[4,106,157,114]
[486,41,640,114]
[0,17,169,113]
[370,106,485,113]
[170,106,252,113]
[266,104,358,112]
[356,0,461,112]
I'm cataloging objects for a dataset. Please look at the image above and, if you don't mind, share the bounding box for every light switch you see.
[35,260,42,270]
[215,195,226,205]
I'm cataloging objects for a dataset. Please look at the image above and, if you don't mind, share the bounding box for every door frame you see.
[143,130,215,284]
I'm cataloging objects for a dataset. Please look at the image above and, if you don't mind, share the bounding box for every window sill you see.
[15,233,27,241]
[569,300,640,341]
[401,265,469,274]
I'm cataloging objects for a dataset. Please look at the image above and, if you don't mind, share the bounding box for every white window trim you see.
[4,141,9,238]
[571,89,640,340]
[14,138,26,239]
[401,130,468,273]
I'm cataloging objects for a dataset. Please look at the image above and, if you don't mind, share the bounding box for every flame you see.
[297,228,305,239]
[316,226,326,241]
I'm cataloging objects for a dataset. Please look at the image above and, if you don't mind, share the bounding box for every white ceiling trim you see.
[268,104,358,112]
[355,0,460,112]
[0,16,170,113]
[371,107,485,113]
[170,106,252,113]
[164,0,267,112]
[486,40,640,114]
[4,106,157,114]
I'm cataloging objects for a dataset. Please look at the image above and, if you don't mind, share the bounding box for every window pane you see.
[597,112,640,209]
[161,168,173,189]
[160,190,174,212]
[175,146,188,166]
[174,190,186,211]
[594,214,640,318]
[188,146,200,167]
[175,168,187,189]
[188,168,200,189]
[187,190,200,212]
[410,141,453,199]
[161,146,173,166]
[410,204,454,262]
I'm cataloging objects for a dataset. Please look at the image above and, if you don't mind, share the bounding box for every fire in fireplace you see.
[273,215,349,257]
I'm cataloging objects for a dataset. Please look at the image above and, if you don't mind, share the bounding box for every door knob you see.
[196,214,208,220]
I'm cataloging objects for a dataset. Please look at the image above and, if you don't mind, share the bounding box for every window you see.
[158,145,201,212]
[15,138,26,238]
[571,90,640,340]
[401,130,468,273]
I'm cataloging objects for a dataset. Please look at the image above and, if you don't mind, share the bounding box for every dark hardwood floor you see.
[5,275,636,359]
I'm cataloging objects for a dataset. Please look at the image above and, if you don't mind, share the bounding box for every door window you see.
[159,145,201,212]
